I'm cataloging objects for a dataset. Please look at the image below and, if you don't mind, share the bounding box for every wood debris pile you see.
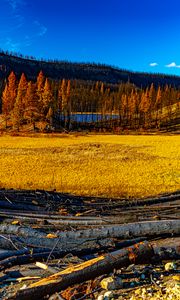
[0,189,179,299]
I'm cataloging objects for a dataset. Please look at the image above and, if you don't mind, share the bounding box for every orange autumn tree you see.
[24,81,40,130]
[12,73,28,130]
[66,79,71,128]
[36,70,45,110]
[155,86,162,127]
[58,78,66,113]
[139,87,151,127]
[42,78,53,119]
[2,84,10,128]
[58,79,71,127]
[128,89,137,126]
[2,71,17,127]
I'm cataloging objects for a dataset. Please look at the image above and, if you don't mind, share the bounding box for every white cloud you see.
[1,2,47,52]
[33,21,47,37]
[165,62,180,68]
[5,0,25,11]
[149,62,158,67]
[3,37,20,51]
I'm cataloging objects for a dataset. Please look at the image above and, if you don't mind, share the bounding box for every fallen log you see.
[0,215,105,225]
[0,247,58,261]
[2,238,180,299]
[7,236,115,252]
[0,235,28,251]
[0,237,116,271]
[0,237,147,271]
[0,200,43,211]
[0,210,100,220]
[1,220,179,252]
[54,219,180,239]
[0,251,64,272]
[5,241,153,300]
[0,225,46,238]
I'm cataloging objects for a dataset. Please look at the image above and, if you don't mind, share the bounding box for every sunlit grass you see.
[0,134,179,198]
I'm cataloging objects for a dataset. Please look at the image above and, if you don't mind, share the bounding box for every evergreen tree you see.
[128,89,137,127]
[2,71,17,127]
[2,84,10,127]
[155,86,162,127]
[12,73,27,130]
[36,70,45,109]
[139,88,151,127]
[8,71,17,111]
[66,79,71,129]
[46,106,53,127]
[42,78,53,118]
[59,79,66,112]
[24,81,40,129]
[121,93,128,125]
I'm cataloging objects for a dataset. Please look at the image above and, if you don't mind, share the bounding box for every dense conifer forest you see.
[0,50,179,132]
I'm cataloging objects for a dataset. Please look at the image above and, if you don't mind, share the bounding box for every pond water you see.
[59,113,119,123]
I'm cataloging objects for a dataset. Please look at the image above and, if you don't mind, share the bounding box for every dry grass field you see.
[0,134,179,198]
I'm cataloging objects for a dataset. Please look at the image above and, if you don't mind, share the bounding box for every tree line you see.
[1,50,180,89]
[0,70,179,131]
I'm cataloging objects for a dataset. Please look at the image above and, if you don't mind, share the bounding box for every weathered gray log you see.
[54,220,180,239]
[0,210,100,220]
[10,236,115,252]
[0,233,115,253]
[5,241,153,300]
[0,235,51,251]
[0,251,63,272]
[0,225,46,238]
[1,220,179,250]
[0,215,105,225]
[0,248,56,261]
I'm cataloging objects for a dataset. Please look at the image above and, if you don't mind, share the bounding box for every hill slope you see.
[1,52,180,88]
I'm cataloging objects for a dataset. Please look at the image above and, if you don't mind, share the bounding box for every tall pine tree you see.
[42,78,53,118]
[24,81,40,130]
[13,73,28,130]
[2,71,17,127]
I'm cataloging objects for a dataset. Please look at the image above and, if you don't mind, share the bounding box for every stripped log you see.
[53,220,180,239]
[0,225,46,238]
[0,233,115,253]
[0,220,179,251]
[5,241,153,300]
[0,215,105,226]
[0,235,52,251]
[0,210,100,220]
[6,236,115,252]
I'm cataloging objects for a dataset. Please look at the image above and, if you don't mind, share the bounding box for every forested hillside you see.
[0,68,179,132]
[1,50,180,87]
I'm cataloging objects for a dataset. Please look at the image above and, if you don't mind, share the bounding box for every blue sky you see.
[1,0,180,75]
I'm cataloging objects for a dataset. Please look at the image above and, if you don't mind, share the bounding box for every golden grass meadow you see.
[0,134,179,198]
